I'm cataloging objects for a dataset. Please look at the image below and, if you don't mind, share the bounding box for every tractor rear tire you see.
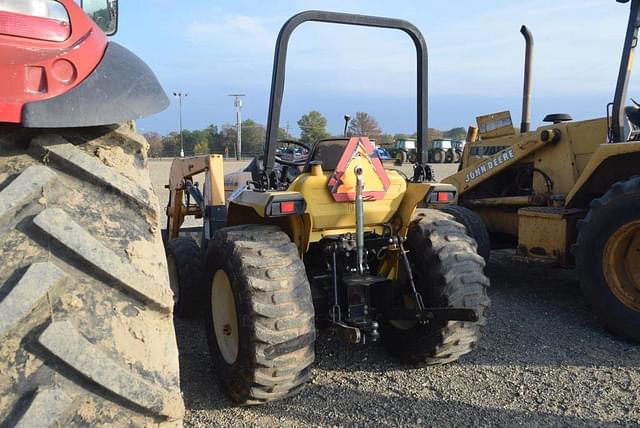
[204,225,315,404]
[575,176,640,342]
[432,149,445,163]
[407,152,417,163]
[395,151,407,166]
[166,236,205,318]
[445,150,454,163]
[454,150,462,163]
[0,124,184,426]
[381,209,490,364]
[438,205,491,263]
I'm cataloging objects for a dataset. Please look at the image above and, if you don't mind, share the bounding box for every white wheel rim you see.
[212,270,239,364]
[167,254,179,305]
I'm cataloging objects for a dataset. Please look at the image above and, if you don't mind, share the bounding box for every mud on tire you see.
[204,224,315,404]
[0,124,184,426]
[381,209,490,364]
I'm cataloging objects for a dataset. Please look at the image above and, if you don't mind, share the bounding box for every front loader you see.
[0,1,184,425]
[442,0,640,341]
[165,11,490,405]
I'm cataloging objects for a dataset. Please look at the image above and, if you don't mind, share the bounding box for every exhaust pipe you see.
[354,166,365,274]
[520,25,533,133]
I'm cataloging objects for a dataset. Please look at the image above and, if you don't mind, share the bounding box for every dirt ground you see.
[149,158,640,427]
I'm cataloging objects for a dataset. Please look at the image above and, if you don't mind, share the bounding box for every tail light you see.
[0,0,70,42]
[266,195,306,217]
[429,190,456,204]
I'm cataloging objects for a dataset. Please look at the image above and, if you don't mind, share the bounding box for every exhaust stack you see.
[520,25,534,133]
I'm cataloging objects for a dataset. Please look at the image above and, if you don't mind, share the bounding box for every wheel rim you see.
[603,220,640,311]
[167,254,179,305]
[212,270,239,364]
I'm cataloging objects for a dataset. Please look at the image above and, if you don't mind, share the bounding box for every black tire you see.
[380,209,490,364]
[432,149,445,163]
[204,225,315,404]
[0,124,184,426]
[166,236,205,318]
[407,152,417,163]
[454,150,462,163]
[439,205,491,263]
[395,150,407,166]
[575,176,640,342]
[444,150,454,163]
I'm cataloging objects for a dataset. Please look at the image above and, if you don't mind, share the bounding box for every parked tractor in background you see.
[390,138,417,165]
[430,138,463,163]
[165,11,489,405]
[0,0,184,425]
[441,0,640,341]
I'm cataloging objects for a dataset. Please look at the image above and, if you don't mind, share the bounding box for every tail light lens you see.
[266,196,306,217]
[0,0,70,42]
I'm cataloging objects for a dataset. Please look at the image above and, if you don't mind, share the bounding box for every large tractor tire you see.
[203,225,315,404]
[575,176,640,342]
[432,149,445,164]
[166,236,205,318]
[439,205,491,263]
[395,150,407,166]
[0,124,184,426]
[407,151,417,163]
[381,209,490,364]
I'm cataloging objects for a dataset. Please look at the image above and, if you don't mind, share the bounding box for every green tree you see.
[143,132,163,157]
[297,111,330,146]
[348,112,382,140]
[241,119,266,155]
[443,127,466,140]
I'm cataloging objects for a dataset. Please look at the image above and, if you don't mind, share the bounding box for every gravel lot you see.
[149,159,640,427]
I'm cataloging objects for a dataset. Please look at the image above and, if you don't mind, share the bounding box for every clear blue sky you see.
[112,0,637,136]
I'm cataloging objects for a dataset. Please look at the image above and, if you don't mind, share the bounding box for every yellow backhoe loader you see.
[441,0,640,342]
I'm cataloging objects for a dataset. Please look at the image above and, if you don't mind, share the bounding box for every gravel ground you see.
[149,159,640,427]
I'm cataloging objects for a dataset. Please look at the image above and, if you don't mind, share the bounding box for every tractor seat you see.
[304,138,349,172]
[625,105,640,128]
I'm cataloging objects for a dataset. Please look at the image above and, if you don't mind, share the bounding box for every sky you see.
[112,0,638,137]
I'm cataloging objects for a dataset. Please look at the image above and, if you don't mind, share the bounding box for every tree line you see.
[144,111,466,158]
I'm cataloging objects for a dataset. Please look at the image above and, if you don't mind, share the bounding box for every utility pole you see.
[173,92,188,157]
[229,94,245,160]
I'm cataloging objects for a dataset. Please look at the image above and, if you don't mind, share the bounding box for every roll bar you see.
[612,0,640,142]
[262,10,429,182]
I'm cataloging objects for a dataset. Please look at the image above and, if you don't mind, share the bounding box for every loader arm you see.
[444,130,555,193]
[166,155,225,240]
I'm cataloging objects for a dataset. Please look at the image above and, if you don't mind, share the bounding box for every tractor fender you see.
[22,42,169,128]
[566,141,640,208]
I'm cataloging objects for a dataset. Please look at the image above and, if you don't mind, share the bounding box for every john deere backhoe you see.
[165,11,490,405]
[0,1,184,425]
[442,0,640,341]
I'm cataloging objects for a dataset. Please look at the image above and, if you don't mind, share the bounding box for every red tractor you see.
[0,1,183,425]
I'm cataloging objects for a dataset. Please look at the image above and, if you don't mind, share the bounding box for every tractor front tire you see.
[0,124,184,426]
[576,176,640,342]
[381,209,490,364]
[166,236,205,318]
[438,205,491,263]
[204,225,315,404]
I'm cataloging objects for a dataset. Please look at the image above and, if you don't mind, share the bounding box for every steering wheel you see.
[274,139,311,167]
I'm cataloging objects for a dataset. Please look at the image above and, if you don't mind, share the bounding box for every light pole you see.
[173,92,188,157]
[229,94,245,160]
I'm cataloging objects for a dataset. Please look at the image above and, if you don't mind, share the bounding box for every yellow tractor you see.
[441,0,640,341]
[164,11,490,404]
